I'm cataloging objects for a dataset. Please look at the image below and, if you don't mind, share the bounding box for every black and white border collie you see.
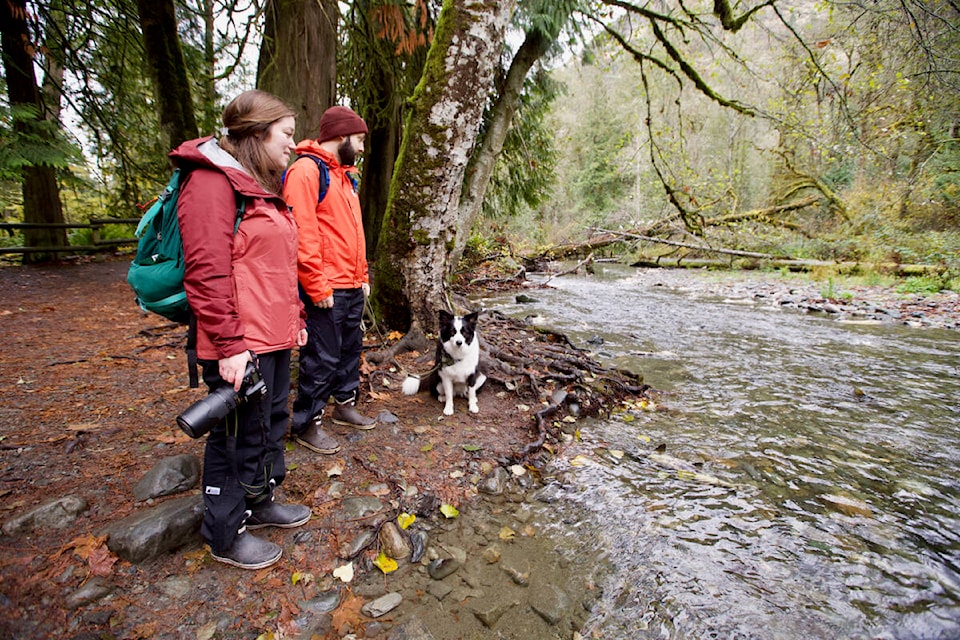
[402,310,486,415]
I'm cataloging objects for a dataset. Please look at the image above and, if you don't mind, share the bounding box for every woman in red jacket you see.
[173,90,309,569]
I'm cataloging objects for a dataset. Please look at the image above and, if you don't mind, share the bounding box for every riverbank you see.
[625,266,960,331]
[1,257,957,640]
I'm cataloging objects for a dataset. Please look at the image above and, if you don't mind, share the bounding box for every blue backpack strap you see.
[287,154,329,203]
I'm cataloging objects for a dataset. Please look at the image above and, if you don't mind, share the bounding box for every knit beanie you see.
[318,106,368,143]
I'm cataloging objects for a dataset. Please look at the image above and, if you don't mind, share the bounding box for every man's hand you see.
[362,282,371,298]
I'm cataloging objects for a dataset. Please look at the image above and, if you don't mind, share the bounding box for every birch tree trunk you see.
[450,27,552,271]
[373,0,516,332]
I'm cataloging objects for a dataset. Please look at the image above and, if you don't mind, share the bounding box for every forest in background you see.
[1,1,959,317]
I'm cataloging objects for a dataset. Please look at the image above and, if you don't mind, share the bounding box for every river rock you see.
[103,495,203,563]
[530,583,570,625]
[2,494,87,536]
[426,580,453,601]
[340,496,385,519]
[478,466,509,496]
[427,558,461,580]
[379,522,411,560]
[301,588,342,614]
[361,592,402,618]
[821,493,873,518]
[339,528,376,559]
[472,601,517,628]
[387,618,436,640]
[133,454,201,501]
[65,576,114,610]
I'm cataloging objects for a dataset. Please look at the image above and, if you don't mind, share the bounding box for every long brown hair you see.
[219,90,294,193]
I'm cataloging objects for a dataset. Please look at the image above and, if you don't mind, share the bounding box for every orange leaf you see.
[331,589,366,632]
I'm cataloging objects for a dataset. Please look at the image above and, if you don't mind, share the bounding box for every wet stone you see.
[65,576,114,610]
[2,494,87,536]
[530,583,570,626]
[427,558,461,580]
[301,588,342,614]
[340,528,377,559]
[387,618,437,640]
[361,592,402,618]
[472,601,517,628]
[132,454,200,501]
[340,496,385,519]
[426,580,453,601]
[379,521,412,560]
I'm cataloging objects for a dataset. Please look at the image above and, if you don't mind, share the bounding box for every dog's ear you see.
[463,311,479,326]
[438,309,454,325]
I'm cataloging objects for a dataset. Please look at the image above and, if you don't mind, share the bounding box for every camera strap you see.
[186,313,199,388]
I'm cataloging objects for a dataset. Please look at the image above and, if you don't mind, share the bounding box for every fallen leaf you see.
[462,444,481,452]
[397,513,416,530]
[499,526,516,541]
[373,551,398,574]
[327,464,343,477]
[440,503,459,519]
[508,464,526,476]
[333,562,354,583]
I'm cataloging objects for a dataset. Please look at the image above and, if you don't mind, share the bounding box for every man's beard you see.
[338,138,356,166]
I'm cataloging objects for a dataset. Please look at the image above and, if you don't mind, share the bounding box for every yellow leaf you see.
[637,434,651,442]
[499,526,516,541]
[292,571,302,585]
[420,443,434,453]
[374,551,398,574]
[440,503,459,519]
[397,513,416,530]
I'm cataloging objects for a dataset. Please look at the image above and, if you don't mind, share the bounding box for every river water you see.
[478,265,960,640]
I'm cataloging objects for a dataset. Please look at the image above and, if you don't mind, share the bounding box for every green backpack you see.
[127,168,245,385]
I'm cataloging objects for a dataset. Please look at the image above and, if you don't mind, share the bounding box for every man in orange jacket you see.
[284,106,377,455]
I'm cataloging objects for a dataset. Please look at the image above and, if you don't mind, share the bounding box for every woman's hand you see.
[297,328,308,347]
[219,351,253,392]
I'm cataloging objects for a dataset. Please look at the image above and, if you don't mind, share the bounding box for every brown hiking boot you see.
[332,402,377,430]
[294,417,341,454]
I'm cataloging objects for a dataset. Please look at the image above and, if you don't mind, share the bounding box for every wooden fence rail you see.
[0,218,140,255]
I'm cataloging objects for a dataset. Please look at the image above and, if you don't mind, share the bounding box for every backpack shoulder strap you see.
[293,154,330,203]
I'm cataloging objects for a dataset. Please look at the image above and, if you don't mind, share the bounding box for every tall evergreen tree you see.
[1,0,67,264]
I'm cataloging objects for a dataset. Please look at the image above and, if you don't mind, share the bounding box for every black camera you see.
[176,361,267,439]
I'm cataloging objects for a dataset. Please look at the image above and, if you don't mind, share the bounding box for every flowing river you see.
[477,264,960,640]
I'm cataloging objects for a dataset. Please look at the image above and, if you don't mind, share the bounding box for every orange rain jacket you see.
[283,140,369,305]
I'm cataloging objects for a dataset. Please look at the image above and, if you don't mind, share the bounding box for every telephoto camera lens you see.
[176,361,266,439]
[176,384,239,439]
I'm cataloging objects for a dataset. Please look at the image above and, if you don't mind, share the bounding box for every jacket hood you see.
[169,136,276,199]
[293,139,349,170]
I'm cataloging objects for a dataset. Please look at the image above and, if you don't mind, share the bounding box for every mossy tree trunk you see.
[258,0,337,143]
[372,0,516,332]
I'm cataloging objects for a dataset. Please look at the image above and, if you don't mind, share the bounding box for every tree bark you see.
[451,16,569,271]
[373,0,517,332]
[1,0,66,264]
[136,0,198,150]
[258,0,337,143]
